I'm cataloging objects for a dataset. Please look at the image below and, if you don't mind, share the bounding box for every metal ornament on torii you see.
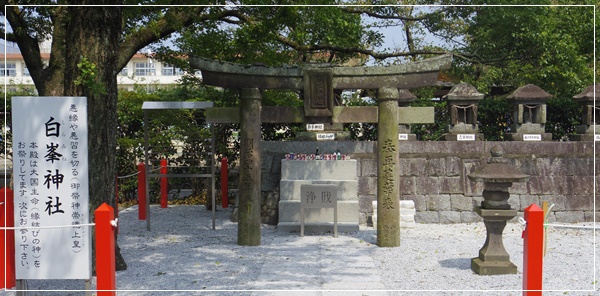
[190,54,453,247]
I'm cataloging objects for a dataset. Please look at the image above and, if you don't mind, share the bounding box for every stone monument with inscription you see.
[279,160,357,233]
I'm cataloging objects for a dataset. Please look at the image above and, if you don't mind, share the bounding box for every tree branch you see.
[342,7,448,22]
[1,2,48,92]
[117,6,210,70]
[274,34,447,60]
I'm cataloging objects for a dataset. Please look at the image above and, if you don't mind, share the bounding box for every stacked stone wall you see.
[261,141,596,224]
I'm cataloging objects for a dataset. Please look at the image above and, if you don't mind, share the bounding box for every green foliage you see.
[477,96,512,141]
[545,97,582,140]
[116,86,224,203]
[447,4,594,98]
[410,97,448,141]
[74,56,107,95]
[170,4,371,66]
[344,90,377,141]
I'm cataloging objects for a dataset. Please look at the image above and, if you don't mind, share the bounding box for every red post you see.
[0,187,15,289]
[95,203,116,295]
[137,162,147,220]
[160,159,168,208]
[523,203,544,296]
[221,157,228,208]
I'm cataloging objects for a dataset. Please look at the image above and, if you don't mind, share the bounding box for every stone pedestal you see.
[277,160,359,233]
[398,125,417,141]
[471,207,518,275]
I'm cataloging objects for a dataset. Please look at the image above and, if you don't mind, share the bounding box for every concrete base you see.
[570,133,596,141]
[471,257,518,275]
[277,222,359,233]
[398,133,418,141]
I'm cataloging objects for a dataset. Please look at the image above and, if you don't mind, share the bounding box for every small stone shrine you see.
[468,145,529,275]
[397,89,418,141]
[571,83,600,141]
[506,84,552,141]
[442,82,484,141]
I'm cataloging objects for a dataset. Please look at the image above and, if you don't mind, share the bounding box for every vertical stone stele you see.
[376,87,400,247]
[468,145,529,275]
[238,88,262,246]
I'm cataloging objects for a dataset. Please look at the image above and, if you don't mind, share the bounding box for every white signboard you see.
[316,133,335,141]
[12,97,91,279]
[457,134,476,141]
[523,134,542,141]
[306,124,324,131]
[595,134,600,141]
[398,134,408,140]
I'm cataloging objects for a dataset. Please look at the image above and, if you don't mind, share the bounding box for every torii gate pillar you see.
[376,87,400,247]
[238,88,262,246]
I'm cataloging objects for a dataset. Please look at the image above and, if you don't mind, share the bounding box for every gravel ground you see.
[14,205,600,295]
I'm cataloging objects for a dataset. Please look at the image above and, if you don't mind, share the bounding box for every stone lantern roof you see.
[573,84,600,102]
[442,82,484,101]
[507,84,551,101]
[468,146,529,183]
[397,89,417,103]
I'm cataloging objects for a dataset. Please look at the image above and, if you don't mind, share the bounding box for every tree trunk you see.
[58,3,126,271]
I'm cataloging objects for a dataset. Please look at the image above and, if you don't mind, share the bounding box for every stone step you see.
[277,221,359,233]
[372,200,416,228]
[278,200,359,223]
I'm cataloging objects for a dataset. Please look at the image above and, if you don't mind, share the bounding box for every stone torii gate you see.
[190,54,453,247]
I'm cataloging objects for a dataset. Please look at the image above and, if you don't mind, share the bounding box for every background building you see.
[2,42,189,92]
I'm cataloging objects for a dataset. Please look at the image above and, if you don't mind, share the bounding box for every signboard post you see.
[300,184,338,237]
[11,97,91,280]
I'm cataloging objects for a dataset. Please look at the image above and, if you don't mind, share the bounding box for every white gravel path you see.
[12,205,600,295]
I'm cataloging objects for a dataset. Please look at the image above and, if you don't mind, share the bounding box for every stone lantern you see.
[571,84,600,141]
[506,84,552,141]
[442,82,484,141]
[398,89,417,141]
[468,145,529,275]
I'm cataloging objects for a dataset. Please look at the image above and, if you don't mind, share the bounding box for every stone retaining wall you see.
[261,141,596,225]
